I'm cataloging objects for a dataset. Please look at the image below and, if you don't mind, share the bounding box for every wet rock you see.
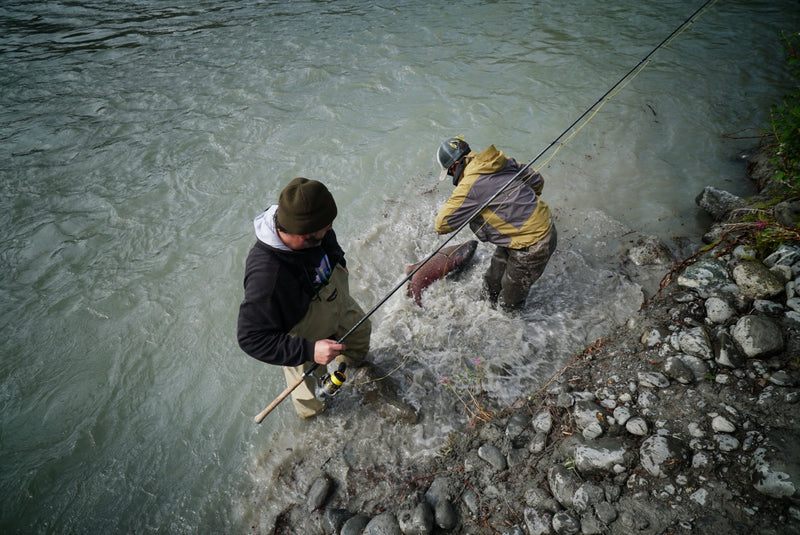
[714,330,745,368]
[307,473,334,511]
[688,422,705,437]
[787,280,797,299]
[628,235,673,265]
[731,315,784,357]
[573,438,632,474]
[637,389,659,410]
[769,370,796,387]
[678,326,713,359]
[462,488,479,516]
[714,373,732,385]
[599,398,616,410]
[696,186,746,220]
[478,443,507,471]
[363,511,401,535]
[733,261,785,300]
[676,353,710,381]
[663,356,695,384]
[733,244,758,261]
[506,412,530,439]
[705,296,735,324]
[508,447,527,467]
[548,464,582,508]
[603,481,620,503]
[582,422,603,440]
[579,510,605,535]
[763,244,800,268]
[751,428,800,503]
[572,483,605,513]
[571,399,603,430]
[772,263,794,283]
[677,258,733,296]
[434,499,457,530]
[525,488,560,512]
[618,509,650,531]
[341,515,371,535]
[556,391,574,408]
[523,509,554,535]
[758,386,780,406]
[711,415,736,433]
[424,476,449,507]
[743,431,763,452]
[692,451,712,469]
[551,510,581,534]
[529,432,548,454]
[773,199,800,228]
[690,487,710,505]
[626,417,649,436]
[714,433,740,452]
[373,394,419,425]
[397,502,433,535]
[323,508,352,533]
[754,299,786,315]
[593,501,617,524]
[702,223,728,245]
[786,310,800,327]
[613,406,631,425]
[640,435,690,477]
[637,371,670,389]
[533,410,553,434]
[595,386,616,402]
[642,326,668,347]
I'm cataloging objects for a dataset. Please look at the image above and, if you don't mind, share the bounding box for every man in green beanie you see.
[237,177,371,418]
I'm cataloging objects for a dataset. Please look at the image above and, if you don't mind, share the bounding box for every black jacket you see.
[237,230,345,367]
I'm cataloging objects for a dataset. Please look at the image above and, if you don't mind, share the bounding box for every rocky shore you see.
[264,148,800,535]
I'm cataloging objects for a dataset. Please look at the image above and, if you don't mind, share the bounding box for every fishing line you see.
[347,333,424,388]
[336,0,718,345]
[255,0,718,420]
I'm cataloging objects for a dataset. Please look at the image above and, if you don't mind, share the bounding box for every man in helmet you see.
[237,177,371,418]
[434,137,557,311]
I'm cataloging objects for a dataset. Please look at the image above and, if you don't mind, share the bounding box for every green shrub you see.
[766,31,800,194]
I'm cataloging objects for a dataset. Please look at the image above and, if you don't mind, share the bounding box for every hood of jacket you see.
[466,144,507,176]
[253,205,290,251]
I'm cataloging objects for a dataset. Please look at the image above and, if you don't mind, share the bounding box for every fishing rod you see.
[254,0,716,424]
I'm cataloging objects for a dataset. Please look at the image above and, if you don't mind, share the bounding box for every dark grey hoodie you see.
[237,206,345,367]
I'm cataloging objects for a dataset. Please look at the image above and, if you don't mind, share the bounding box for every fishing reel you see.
[315,362,347,402]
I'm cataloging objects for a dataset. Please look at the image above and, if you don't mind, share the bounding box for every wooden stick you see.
[254,363,319,424]
[254,373,306,424]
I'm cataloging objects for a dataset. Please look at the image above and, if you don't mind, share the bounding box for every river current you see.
[1,0,798,532]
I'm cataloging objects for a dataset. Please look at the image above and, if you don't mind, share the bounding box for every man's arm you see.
[237,297,314,367]
[435,186,476,234]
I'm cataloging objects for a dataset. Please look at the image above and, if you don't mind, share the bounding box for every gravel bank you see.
[261,148,800,535]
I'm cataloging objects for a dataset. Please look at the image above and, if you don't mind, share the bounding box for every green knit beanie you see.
[276,177,338,235]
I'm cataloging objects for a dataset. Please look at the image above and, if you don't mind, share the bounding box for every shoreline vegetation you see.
[261,33,800,535]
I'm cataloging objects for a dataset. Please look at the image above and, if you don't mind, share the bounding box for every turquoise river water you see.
[1,0,798,532]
